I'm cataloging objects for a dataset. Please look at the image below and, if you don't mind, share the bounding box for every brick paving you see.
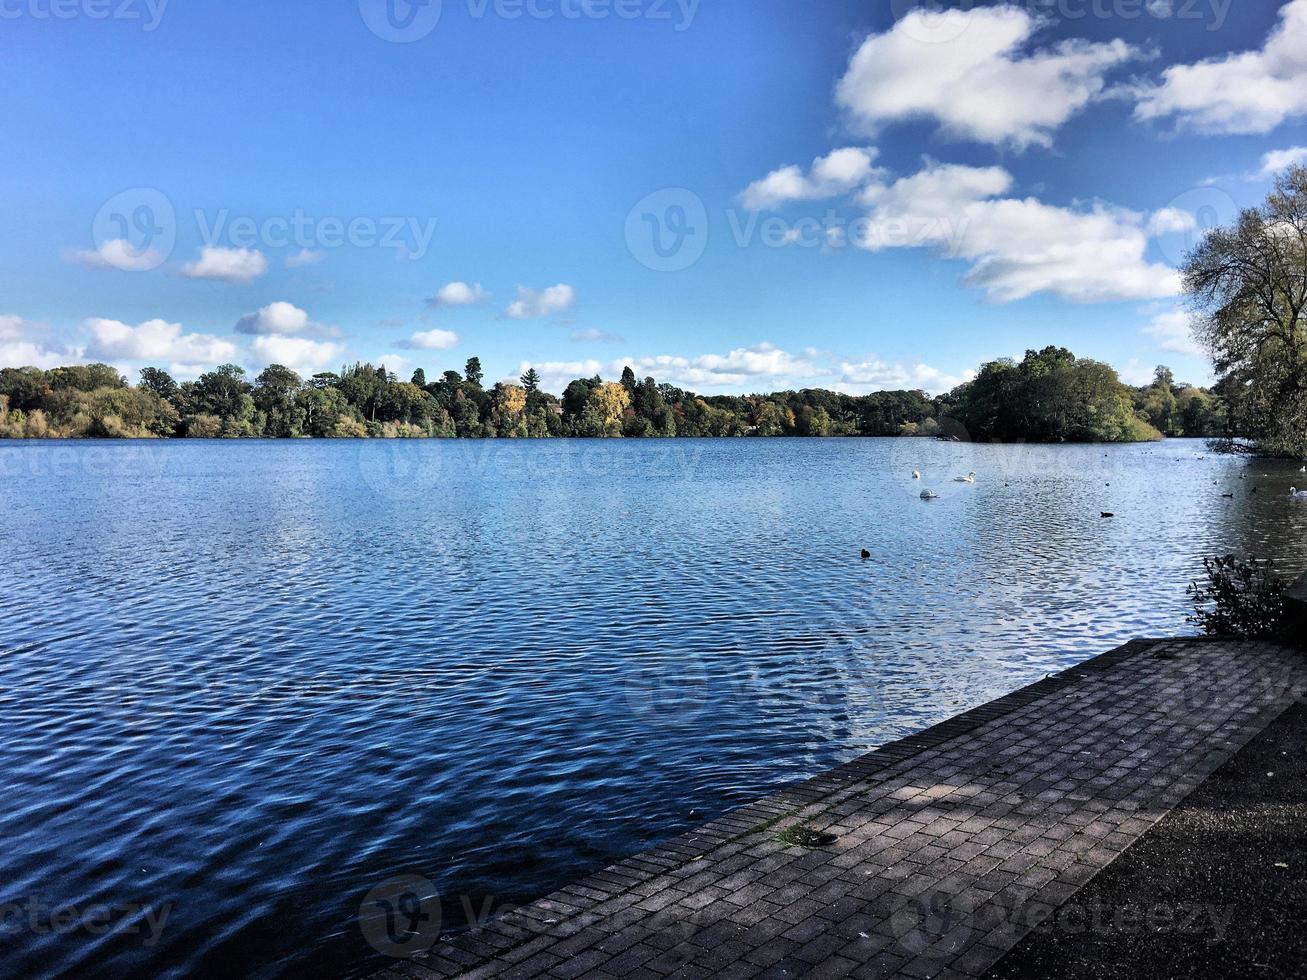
[376,638,1306,980]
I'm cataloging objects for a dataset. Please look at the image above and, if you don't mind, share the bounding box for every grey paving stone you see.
[374,639,1304,980]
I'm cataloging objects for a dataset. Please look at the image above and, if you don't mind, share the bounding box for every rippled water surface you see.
[2,438,1305,977]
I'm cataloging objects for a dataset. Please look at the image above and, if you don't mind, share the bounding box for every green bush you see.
[1187,555,1286,639]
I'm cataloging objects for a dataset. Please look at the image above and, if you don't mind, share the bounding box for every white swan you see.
[920,489,940,500]
[1291,487,1307,500]
[953,471,976,483]
[912,470,921,480]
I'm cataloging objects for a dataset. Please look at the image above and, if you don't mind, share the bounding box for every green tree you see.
[138,367,179,403]
[191,364,253,419]
[1182,165,1307,457]
[253,364,304,437]
[48,363,125,392]
[464,357,484,388]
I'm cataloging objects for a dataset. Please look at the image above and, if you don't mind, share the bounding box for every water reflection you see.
[0,438,1303,978]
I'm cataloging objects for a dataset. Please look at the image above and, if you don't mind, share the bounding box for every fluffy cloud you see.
[286,249,324,268]
[1147,207,1199,236]
[0,315,73,370]
[503,284,576,319]
[1142,309,1204,357]
[235,301,313,336]
[66,239,165,273]
[514,358,606,394]
[514,345,972,396]
[853,161,1181,302]
[838,358,975,396]
[83,317,238,373]
[1257,145,1307,178]
[403,328,461,350]
[616,343,821,390]
[374,354,413,380]
[427,281,488,308]
[247,336,345,376]
[181,246,269,283]
[836,6,1135,148]
[1134,0,1307,134]
[739,148,878,210]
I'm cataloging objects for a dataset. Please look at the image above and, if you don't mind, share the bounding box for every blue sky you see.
[2,0,1306,394]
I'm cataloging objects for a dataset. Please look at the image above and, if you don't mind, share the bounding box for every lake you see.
[1,438,1304,978]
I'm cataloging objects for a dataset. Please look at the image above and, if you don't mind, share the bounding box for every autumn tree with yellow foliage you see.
[589,382,631,437]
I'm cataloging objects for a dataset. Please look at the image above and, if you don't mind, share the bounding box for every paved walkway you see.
[378,638,1306,980]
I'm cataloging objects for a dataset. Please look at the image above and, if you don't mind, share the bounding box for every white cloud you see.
[1146,0,1173,15]
[374,354,414,380]
[83,317,238,374]
[503,284,576,319]
[739,148,878,210]
[1134,0,1307,134]
[0,342,72,370]
[1257,145,1307,178]
[838,358,975,396]
[0,316,73,370]
[616,343,822,390]
[427,281,489,308]
[515,358,606,393]
[66,239,165,273]
[1116,359,1156,387]
[181,246,269,283]
[286,248,325,268]
[404,328,461,350]
[853,161,1181,302]
[571,328,623,343]
[235,301,313,336]
[1142,309,1204,357]
[1147,207,1199,235]
[836,6,1135,148]
[515,345,973,396]
[248,336,345,376]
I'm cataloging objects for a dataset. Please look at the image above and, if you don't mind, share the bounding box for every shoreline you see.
[369,637,1306,980]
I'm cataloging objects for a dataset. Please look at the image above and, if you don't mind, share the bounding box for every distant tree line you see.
[0,349,1228,443]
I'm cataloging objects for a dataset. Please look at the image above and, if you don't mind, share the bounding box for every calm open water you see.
[1,438,1305,978]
